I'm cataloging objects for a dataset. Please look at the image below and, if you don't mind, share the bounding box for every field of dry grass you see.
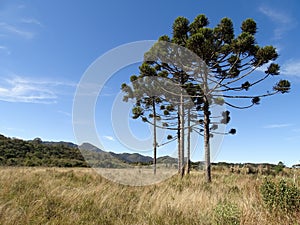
[0,167,299,225]
[97,167,177,186]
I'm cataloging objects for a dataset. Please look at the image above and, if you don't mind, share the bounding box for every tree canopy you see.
[122,14,291,182]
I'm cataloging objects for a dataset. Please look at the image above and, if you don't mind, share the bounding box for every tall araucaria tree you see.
[184,15,290,182]
[123,14,290,183]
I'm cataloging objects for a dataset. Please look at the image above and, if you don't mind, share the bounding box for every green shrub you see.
[213,200,241,225]
[260,178,277,211]
[260,178,300,213]
[274,161,285,174]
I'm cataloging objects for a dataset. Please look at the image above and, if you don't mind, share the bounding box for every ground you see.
[0,167,299,225]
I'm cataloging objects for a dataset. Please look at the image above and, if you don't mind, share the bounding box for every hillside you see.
[0,134,87,167]
[0,134,286,171]
[0,134,175,168]
[0,134,135,168]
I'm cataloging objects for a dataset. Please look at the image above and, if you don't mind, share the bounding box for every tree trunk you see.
[203,67,211,183]
[179,88,185,177]
[203,99,211,182]
[186,107,191,175]
[177,111,181,175]
[152,97,157,175]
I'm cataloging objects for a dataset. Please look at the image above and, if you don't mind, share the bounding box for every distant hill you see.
[110,152,153,164]
[157,155,178,164]
[79,142,104,153]
[79,143,154,166]
[0,134,87,167]
[42,141,78,149]
[0,134,176,168]
[0,134,282,170]
[79,142,176,165]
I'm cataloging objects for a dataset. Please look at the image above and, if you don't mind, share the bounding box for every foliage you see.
[274,161,285,174]
[260,178,300,213]
[213,200,241,225]
[0,134,88,167]
[122,13,291,182]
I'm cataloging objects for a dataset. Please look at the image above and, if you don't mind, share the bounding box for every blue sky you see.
[0,0,300,166]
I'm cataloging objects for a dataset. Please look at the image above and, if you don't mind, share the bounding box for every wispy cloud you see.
[0,3,42,40]
[0,75,74,104]
[263,123,293,129]
[257,59,300,78]
[57,110,72,117]
[281,59,300,77]
[103,135,115,141]
[0,22,35,39]
[259,6,292,23]
[0,126,25,133]
[259,6,297,40]
[20,18,43,27]
[0,45,10,54]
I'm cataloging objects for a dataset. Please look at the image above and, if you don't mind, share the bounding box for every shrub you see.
[260,177,300,213]
[274,161,285,174]
[213,200,241,225]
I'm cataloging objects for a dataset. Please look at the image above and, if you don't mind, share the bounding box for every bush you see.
[274,161,285,174]
[213,200,241,225]
[260,177,300,213]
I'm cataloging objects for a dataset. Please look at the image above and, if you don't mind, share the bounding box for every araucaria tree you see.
[122,66,179,175]
[122,14,291,182]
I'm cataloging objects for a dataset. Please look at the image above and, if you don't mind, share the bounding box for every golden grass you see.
[97,167,177,186]
[0,167,299,225]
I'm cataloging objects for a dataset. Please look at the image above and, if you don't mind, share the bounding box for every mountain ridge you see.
[0,134,290,169]
[0,134,177,167]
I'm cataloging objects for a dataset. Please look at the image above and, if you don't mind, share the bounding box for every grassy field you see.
[97,166,177,186]
[0,167,299,225]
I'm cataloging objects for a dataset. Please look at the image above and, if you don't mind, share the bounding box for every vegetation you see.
[0,134,87,167]
[0,167,299,225]
[0,134,173,168]
[122,14,291,182]
[213,200,241,225]
[260,177,300,213]
[0,133,295,175]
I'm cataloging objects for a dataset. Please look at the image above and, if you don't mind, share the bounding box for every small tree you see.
[274,161,285,174]
[122,65,179,174]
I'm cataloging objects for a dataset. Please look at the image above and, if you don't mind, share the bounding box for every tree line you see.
[0,135,87,167]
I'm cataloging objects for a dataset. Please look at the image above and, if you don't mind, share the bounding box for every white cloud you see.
[0,22,35,39]
[0,45,10,54]
[263,123,292,129]
[259,6,292,24]
[21,18,43,27]
[259,6,297,40]
[57,110,72,117]
[0,126,25,133]
[103,135,115,141]
[0,3,42,40]
[256,59,300,78]
[281,59,300,77]
[0,75,74,104]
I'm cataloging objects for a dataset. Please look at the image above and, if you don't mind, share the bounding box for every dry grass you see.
[97,167,177,186]
[0,167,299,225]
